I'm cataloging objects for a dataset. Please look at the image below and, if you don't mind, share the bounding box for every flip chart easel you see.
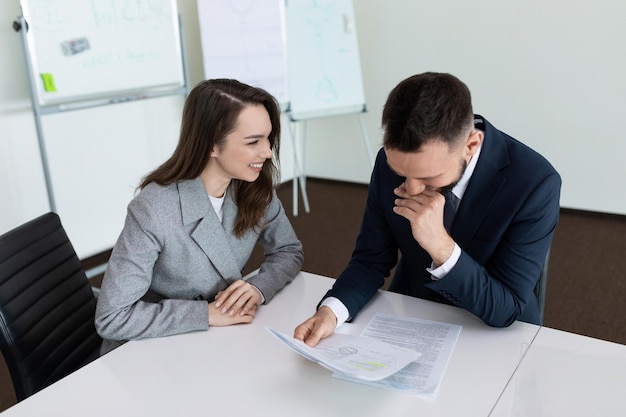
[195,0,373,216]
[285,0,373,215]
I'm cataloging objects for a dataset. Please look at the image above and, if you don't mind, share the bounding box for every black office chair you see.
[0,212,102,402]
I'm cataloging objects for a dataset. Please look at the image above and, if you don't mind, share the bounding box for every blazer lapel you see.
[179,179,242,283]
[453,117,510,244]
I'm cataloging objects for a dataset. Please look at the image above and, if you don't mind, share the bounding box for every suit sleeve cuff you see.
[427,243,461,280]
[249,284,266,304]
[320,297,350,328]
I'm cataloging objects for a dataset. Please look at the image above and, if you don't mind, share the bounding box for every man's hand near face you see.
[392,184,455,267]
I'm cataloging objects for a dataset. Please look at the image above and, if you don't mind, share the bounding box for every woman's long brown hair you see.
[140,79,281,237]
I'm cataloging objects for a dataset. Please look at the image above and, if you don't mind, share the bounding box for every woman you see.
[95,79,303,346]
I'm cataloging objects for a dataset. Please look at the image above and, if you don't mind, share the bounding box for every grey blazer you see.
[95,178,303,341]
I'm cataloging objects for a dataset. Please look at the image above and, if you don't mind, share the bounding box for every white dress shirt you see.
[323,141,483,327]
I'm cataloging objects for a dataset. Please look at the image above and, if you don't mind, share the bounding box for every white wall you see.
[305,0,626,216]
[1,0,51,241]
[1,0,624,259]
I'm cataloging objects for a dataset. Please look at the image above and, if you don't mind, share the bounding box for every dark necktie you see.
[443,191,458,233]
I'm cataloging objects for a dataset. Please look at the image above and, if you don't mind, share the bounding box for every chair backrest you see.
[534,248,551,325]
[0,212,102,401]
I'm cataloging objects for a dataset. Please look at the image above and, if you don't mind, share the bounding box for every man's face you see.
[384,131,481,197]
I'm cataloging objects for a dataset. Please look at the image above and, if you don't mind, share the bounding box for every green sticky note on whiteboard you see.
[40,73,57,92]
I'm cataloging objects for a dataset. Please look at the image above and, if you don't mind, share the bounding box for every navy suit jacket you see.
[324,116,561,327]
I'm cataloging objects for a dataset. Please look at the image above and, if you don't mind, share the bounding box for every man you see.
[294,72,561,347]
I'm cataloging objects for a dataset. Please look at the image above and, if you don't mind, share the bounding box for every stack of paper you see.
[269,313,461,398]
[267,328,420,381]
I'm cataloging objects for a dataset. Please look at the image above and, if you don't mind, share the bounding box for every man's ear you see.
[465,130,483,158]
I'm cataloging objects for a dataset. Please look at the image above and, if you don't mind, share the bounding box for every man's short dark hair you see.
[382,72,474,152]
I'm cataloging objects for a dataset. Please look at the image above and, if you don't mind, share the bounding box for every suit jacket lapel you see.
[453,117,509,244]
[179,179,242,283]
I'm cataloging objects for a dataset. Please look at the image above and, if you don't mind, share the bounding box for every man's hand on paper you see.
[294,305,337,347]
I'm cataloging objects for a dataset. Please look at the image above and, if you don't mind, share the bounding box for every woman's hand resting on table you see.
[208,280,262,326]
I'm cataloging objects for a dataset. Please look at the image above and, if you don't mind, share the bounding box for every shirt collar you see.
[451,139,483,201]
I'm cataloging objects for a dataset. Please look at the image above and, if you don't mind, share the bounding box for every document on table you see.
[333,313,461,399]
[267,328,421,381]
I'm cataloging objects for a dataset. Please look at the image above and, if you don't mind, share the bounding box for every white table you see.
[489,326,626,417]
[1,272,539,417]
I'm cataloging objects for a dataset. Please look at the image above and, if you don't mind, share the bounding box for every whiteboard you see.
[285,0,365,120]
[197,0,288,109]
[20,0,185,106]
[195,0,366,120]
